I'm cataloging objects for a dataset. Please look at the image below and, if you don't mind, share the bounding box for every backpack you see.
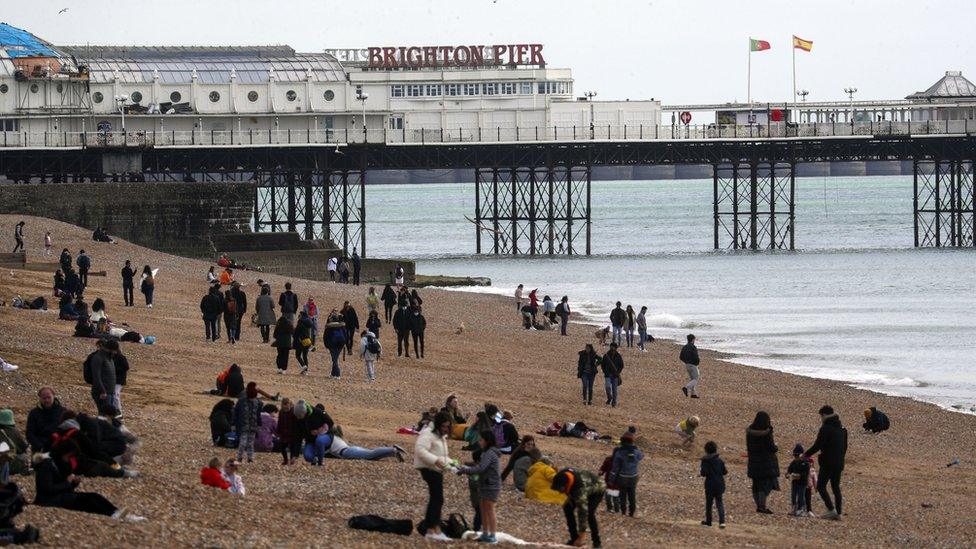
[492,421,506,448]
[366,336,381,355]
[440,513,470,539]
[225,299,237,315]
[555,302,565,316]
[347,514,413,536]
[83,353,95,384]
[328,328,347,347]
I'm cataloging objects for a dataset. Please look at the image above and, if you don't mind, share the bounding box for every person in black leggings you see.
[803,405,848,520]
[409,306,427,359]
[272,317,293,374]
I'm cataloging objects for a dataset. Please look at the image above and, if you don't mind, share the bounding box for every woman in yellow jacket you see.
[524,458,567,505]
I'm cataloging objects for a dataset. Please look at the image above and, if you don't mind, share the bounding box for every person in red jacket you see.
[200,457,230,490]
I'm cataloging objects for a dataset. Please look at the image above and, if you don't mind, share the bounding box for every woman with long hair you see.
[746,411,781,514]
[272,317,294,374]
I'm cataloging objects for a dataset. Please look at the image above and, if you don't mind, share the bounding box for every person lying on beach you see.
[326,435,405,462]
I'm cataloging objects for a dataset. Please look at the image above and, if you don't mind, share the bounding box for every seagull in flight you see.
[58,7,69,14]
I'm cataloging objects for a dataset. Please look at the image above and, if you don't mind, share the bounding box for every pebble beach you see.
[1,214,975,548]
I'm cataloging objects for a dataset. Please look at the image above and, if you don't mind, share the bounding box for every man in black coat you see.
[230,282,247,341]
[341,302,360,353]
[120,260,135,307]
[392,307,411,358]
[609,302,626,345]
[680,334,701,398]
[408,306,427,359]
[601,343,624,407]
[200,286,223,342]
[351,251,362,286]
[76,250,91,288]
[803,405,848,520]
[278,282,298,323]
[25,388,65,453]
[58,248,72,273]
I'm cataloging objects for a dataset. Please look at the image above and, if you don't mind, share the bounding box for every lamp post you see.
[844,87,858,126]
[114,94,129,135]
[357,90,369,142]
[798,90,809,102]
[585,90,597,140]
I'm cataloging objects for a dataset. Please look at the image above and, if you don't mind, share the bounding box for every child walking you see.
[598,454,620,513]
[787,444,811,516]
[609,427,644,517]
[700,440,727,528]
[232,383,262,462]
[456,430,502,544]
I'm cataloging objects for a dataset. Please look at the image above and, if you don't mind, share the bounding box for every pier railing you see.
[3,120,974,148]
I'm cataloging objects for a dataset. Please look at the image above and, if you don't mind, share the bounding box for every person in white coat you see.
[359,330,381,382]
[414,411,455,541]
[327,257,338,282]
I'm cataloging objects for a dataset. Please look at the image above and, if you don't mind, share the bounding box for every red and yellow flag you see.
[793,36,813,52]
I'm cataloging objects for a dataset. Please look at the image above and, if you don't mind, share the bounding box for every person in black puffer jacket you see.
[409,306,427,359]
[209,399,234,447]
[576,345,600,406]
[745,411,780,514]
[803,405,848,520]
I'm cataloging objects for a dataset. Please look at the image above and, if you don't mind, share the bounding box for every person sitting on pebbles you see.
[676,416,700,446]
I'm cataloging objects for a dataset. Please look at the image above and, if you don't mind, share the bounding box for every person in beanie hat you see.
[551,468,606,548]
[700,440,727,528]
[609,427,643,517]
[786,443,811,516]
[0,410,29,475]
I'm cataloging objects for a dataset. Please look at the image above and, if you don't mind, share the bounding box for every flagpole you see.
[747,39,752,107]
[792,40,797,105]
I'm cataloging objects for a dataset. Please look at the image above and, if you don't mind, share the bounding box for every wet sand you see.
[0,214,974,548]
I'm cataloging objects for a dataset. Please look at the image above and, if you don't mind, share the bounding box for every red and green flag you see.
[750,38,771,52]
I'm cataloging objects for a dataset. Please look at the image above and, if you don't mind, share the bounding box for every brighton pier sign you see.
[325,45,546,69]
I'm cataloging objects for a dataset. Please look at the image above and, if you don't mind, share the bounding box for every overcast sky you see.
[5,0,973,104]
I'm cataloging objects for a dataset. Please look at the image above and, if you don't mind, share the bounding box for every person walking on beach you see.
[680,334,701,398]
[44,230,52,257]
[746,411,781,514]
[410,306,427,359]
[381,284,396,323]
[394,264,405,286]
[787,444,811,516]
[803,405,848,520]
[324,309,347,379]
[623,305,637,348]
[366,310,381,339]
[577,344,600,406]
[636,306,650,352]
[601,342,623,407]
[414,411,454,541]
[341,302,360,354]
[359,329,381,382]
[456,430,503,543]
[303,297,319,350]
[366,286,379,315]
[609,302,626,346]
[12,221,25,253]
[294,310,313,375]
[514,284,524,312]
[551,467,606,548]
[393,305,411,358]
[230,282,247,342]
[139,265,154,308]
[255,285,276,344]
[700,440,727,528]
[76,250,91,289]
[59,248,72,273]
[223,290,238,343]
[200,285,223,342]
[327,256,338,282]
[121,260,135,307]
[557,296,571,336]
[272,317,294,374]
[278,282,298,324]
[609,427,643,517]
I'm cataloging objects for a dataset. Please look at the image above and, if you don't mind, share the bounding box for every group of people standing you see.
[514,284,572,336]
[327,251,363,286]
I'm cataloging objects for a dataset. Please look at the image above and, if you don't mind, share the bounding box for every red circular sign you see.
[680,111,692,124]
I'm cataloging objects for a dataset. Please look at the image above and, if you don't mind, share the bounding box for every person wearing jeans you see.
[680,334,701,398]
[609,302,626,346]
[303,433,333,466]
[577,344,599,406]
[636,306,649,352]
[328,436,402,461]
[601,343,623,407]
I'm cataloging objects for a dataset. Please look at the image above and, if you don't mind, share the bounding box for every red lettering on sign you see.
[454,46,470,65]
[529,44,544,65]
[406,46,422,68]
[468,45,485,67]
[422,46,438,68]
[382,47,397,68]
[439,46,454,67]
[368,47,382,67]
[492,45,506,66]
[516,44,529,64]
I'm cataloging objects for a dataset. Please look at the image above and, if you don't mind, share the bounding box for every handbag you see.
[301,337,312,348]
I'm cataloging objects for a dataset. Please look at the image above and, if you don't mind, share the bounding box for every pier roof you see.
[907,71,976,100]
[57,45,346,84]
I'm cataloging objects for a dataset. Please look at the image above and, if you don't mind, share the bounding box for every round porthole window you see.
[248,90,259,102]
[286,90,297,102]
[130,91,143,103]
[170,91,182,103]
[209,91,220,103]
[29,83,39,93]
[324,90,335,101]
[92,91,104,103]
[0,84,8,94]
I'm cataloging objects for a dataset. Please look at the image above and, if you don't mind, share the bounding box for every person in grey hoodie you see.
[90,340,119,411]
[456,430,502,544]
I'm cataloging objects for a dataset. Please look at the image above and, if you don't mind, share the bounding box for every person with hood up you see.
[409,306,427,359]
[577,344,600,406]
[551,468,606,548]
[232,383,263,463]
[456,430,503,544]
[803,405,848,520]
[746,411,780,514]
[381,284,397,323]
[276,399,301,465]
[254,285,277,344]
[609,427,643,517]
[302,298,319,351]
[272,317,294,375]
[26,388,65,454]
[700,440,727,528]
[255,405,278,453]
[359,330,381,382]
[209,399,234,447]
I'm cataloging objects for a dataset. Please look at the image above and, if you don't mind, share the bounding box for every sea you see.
[362,176,976,413]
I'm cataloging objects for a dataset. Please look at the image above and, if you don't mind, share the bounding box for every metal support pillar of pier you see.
[474,165,590,255]
[253,169,367,256]
[713,161,795,250]
[913,159,975,247]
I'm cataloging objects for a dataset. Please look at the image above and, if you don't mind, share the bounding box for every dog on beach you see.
[455,321,465,335]
[595,326,611,346]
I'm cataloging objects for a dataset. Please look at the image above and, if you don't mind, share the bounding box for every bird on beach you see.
[58,7,69,14]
